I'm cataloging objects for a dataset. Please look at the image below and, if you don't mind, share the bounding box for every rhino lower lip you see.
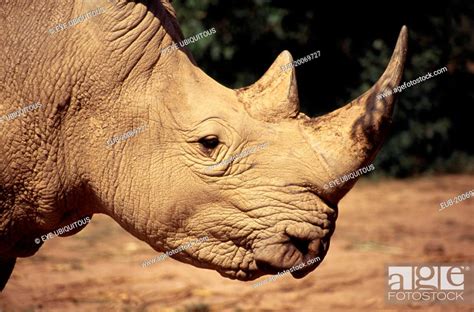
[290,258,323,279]
[290,267,312,279]
[218,268,255,280]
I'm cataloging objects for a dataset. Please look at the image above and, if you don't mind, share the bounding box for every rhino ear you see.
[237,51,300,122]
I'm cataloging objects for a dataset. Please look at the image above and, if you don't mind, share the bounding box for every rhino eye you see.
[198,136,219,152]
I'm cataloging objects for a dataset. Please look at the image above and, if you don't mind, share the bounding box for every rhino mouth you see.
[217,268,257,280]
[254,236,328,275]
[181,197,335,282]
[213,234,330,282]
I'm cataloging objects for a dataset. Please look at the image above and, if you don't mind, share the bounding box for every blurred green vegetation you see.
[172,0,474,177]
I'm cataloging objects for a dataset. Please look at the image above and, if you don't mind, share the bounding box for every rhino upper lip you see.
[217,233,327,281]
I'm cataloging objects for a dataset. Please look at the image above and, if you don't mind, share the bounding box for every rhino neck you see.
[96,0,193,85]
[0,1,194,257]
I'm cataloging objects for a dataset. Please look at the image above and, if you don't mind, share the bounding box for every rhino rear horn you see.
[237,51,300,122]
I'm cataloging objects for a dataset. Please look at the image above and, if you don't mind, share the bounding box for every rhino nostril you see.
[254,227,325,275]
[288,236,310,255]
[284,223,323,258]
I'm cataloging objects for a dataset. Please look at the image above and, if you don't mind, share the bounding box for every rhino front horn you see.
[303,26,408,203]
[237,51,300,122]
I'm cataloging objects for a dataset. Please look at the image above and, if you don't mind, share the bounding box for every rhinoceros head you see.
[100,16,407,280]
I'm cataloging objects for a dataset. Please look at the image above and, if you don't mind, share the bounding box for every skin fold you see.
[0,0,407,290]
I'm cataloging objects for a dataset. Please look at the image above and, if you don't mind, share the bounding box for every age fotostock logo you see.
[386,264,473,304]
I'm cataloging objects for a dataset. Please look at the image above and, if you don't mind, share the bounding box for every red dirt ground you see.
[1,175,473,311]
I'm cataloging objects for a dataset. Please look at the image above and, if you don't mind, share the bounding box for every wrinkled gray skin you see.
[0,0,407,290]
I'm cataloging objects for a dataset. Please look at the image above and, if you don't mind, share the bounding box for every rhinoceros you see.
[0,0,407,290]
